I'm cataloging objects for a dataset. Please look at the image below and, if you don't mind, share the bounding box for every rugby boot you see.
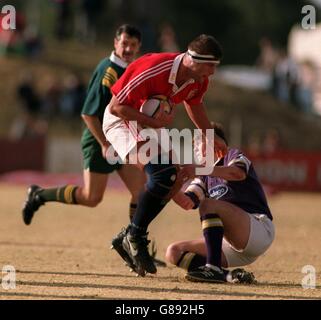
[185,265,226,283]
[110,228,141,275]
[225,268,256,284]
[123,231,157,275]
[22,185,44,225]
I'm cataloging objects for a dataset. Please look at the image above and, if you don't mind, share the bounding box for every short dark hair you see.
[115,24,142,42]
[188,34,223,61]
[213,122,228,145]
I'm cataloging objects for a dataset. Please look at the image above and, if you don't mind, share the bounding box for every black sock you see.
[129,160,176,236]
[130,190,167,235]
[129,203,137,222]
[201,213,224,268]
[176,251,206,272]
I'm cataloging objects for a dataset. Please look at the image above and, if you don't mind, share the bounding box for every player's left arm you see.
[184,101,211,130]
[81,114,110,155]
[210,153,251,181]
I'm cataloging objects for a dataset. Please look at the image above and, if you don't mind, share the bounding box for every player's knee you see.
[165,243,181,265]
[144,156,178,198]
[85,194,103,207]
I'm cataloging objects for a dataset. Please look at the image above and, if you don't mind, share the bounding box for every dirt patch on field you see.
[0,184,320,300]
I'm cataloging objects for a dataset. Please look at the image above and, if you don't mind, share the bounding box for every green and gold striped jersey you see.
[81,52,128,144]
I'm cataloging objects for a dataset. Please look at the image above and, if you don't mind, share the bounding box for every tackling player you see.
[103,34,228,275]
[166,123,275,283]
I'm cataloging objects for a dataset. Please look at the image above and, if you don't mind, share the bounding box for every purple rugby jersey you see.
[199,148,273,220]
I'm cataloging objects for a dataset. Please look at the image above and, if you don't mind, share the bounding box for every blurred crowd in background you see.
[0,0,180,56]
[8,71,86,140]
[257,37,317,115]
[1,0,320,153]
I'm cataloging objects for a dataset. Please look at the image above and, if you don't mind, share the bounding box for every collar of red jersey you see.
[110,51,128,68]
[168,53,192,85]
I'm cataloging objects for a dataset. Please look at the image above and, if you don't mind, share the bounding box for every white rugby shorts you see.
[223,213,275,268]
[103,103,170,162]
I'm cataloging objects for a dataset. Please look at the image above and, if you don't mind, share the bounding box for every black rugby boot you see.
[22,185,44,225]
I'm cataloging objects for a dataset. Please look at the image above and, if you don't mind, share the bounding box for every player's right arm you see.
[81,114,110,156]
[81,63,116,157]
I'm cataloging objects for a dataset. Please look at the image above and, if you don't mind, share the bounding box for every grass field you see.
[0,184,320,300]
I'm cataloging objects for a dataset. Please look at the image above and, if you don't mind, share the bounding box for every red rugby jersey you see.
[111,52,209,109]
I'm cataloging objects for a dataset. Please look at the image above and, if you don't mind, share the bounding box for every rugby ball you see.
[140,97,171,118]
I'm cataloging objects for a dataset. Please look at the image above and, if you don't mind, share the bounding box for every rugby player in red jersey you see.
[103,34,227,276]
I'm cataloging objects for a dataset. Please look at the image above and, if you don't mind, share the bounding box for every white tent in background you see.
[288,23,321,115]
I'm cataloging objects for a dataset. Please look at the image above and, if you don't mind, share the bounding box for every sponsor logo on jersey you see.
[208,184,229,199]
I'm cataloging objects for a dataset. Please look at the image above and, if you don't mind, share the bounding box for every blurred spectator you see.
[272,49,299,107]
[42,76,62,118]
[9,73,48,140]
[53,0,73,40]
[24,26,43,58]
[76,0,103,43]
[158,23,179,52]
[256,37,279,74]
[138,18,157,53]
[295,60,316,114]
[60,73,86,118]
[0,11,43,58]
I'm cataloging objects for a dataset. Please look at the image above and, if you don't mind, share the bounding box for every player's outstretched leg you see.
[22,185,45,225]
[129,204,167,268]
[119,157,179,274]
[129,204,166,268]
[22,184,79,225]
